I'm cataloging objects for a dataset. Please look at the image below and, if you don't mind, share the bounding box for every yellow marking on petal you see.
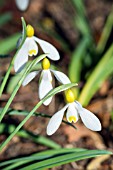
[27,25,34,37]
[42,58,50,70]
[68,116,76,123]
[65,89,75,103]
[28,49,37,56]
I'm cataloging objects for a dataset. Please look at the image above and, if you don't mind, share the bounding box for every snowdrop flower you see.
[22,57,71,105]
[14,25,60,72]
[47,89,101,135]
[15,0,30,11]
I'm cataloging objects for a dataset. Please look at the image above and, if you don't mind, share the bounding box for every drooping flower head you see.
[14,24,60,72]
[23,57,71,105]
[47,89,101,135]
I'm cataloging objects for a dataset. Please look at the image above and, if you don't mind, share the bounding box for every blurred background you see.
[0,0,113,169]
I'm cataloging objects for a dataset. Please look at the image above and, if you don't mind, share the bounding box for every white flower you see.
[47,89,101,135]
[22,58,71,106]
[15,0,30,11]
[14,25,60,72]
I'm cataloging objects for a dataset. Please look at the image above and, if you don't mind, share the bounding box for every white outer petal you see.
[47,105,68,135]
[47,69,52,82]
[51,70,71,84]
[14,39,28,73]
[74,101,83,111]
[22,71,40,86]
[33,36,60,60]
[66,103,79,123]
[15,0,29,11]
[39,70,53,106]
[27,37,38,56]
[79,108,102,131]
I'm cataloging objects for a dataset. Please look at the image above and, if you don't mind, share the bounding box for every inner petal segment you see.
[28,49,37,56]
[68,116,77,123]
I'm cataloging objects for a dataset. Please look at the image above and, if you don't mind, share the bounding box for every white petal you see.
[66,103,79,123]
[51,70,71,84]
[15,0,29,11]
[74,101,83,111]
[79,108,101,131]
[47,69,52,82]
[39,70,53,106]
[22,71,40,86]
[33,36,60,60]
[47,105,68,135]
[27,38,38,57]
[14,39,28,73]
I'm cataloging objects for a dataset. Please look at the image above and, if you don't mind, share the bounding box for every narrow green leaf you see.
[0,17,27,96]
[0,148,86,169]
[72,0,91,37]
[6,62,57,94]
[0,33,21,54]
[68,37,91,98]
[0,123,61,149]
[0,54,47,122]
[69,37,90,83]
[0,13,12,26]
[20,150,112,170]
[79,44,113,106]
[0,108,77,130]
[0,83,77,151]
[72,0,86,17]
[42,83,78,105]
[6,72,23,94]
[96,10,113,54]
[75,15,91,36]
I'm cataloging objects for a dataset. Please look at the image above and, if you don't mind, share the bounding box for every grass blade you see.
[0,13,12,26]
[96,10,113,54]
[0,148,86,169]
[0,123,61,149]
[20,150,112,170]
[78,44,113,106]
[0,83,77,151]
[0,33,21,54]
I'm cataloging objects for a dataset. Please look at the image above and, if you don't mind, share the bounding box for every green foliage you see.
[68,37,91,97]
[0,82,77,151]
[0,2,113,167]
[0,107,77,130]
[0,13,12,27]
[78,44,113,106]
[0,17,27,96]
[68,5,113,106]
[0,123,61,149]
[0,33,21,54]
[0,54,47,122]
[0,148,111,170]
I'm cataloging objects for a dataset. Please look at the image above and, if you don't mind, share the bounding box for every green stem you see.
[0,66,30,122]
[0,50,17,96]
[0,108,77,130]
[0,83,76,151]
[0,54,46,122]
[0,17,26,96]
[0,100,43,151]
